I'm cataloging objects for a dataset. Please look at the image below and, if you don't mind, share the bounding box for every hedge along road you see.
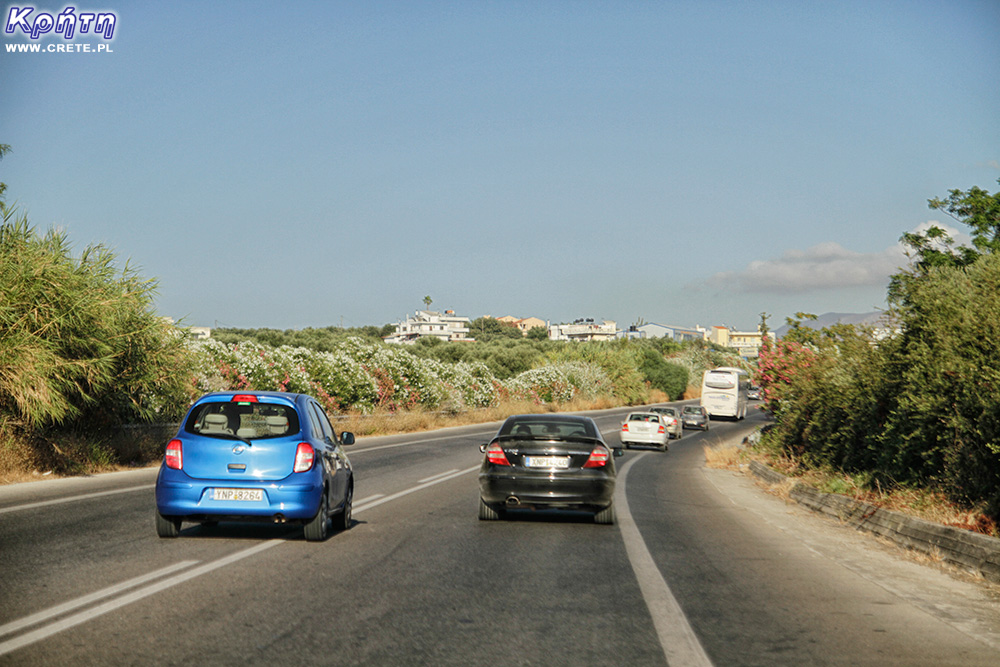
[1,405,999,665]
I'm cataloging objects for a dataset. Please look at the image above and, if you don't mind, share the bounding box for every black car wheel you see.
[304,491,329,541]
[594,504,616,525]
[332,484,353,532]
[155,511,181,538]
[478,498,503,521]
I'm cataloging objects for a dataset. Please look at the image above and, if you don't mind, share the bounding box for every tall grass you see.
[0,211,193,433]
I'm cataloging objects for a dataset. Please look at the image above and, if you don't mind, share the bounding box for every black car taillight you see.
[583,445,610,468]
[485,442,511,466]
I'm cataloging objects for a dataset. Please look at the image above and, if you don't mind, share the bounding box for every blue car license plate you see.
[212,488,263,502]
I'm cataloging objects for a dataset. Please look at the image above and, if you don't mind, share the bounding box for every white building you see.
[708,326,775,359]
[549,319,618,342]
[634,323,707,342]
[383,310,475,344]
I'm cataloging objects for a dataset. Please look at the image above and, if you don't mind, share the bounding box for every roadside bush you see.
[879,254,1000,514]
[546,339,649,404]
[213,325,388,350]
[0,213,193,432]
[637,347,689,399]
[187,337,625,415]
[504,362,613,404]
[755,182,1000,522]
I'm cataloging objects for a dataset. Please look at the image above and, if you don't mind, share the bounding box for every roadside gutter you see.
[748,460,1000,585]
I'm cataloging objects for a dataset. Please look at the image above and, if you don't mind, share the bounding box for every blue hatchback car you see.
[155,391,355,541]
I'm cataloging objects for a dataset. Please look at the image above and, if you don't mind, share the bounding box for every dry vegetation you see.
[703,438,998,537]
[333,395,623,436]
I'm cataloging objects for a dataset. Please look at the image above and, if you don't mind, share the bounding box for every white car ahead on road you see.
[619,412,669,452]
[649,406,683,439]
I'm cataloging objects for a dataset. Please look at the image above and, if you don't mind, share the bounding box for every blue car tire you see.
[156,511,181,538]
[303,491,329,542]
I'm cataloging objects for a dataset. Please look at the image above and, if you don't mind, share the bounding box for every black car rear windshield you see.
[185,402,300,440]
[499,417,597,439]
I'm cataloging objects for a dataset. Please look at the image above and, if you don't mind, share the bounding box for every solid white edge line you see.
[616,453,714,667]
[0,485,156,515]
[0,560,199,638]
[0,541,282,657]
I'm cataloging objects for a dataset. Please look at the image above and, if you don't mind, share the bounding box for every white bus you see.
[700,366,750,420]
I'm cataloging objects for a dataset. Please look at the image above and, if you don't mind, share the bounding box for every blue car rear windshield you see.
[185,402,300,440]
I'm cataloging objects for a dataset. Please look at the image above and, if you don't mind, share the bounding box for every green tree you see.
[890,179,1000,303]
[782,312,820,346]
[423,295,432,309]
[526,325,548,341]
[637,348,688,399]
[469,316,522,342]
[928,178,1000,257]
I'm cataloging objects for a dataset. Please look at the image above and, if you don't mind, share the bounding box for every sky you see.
[2,0,998,332]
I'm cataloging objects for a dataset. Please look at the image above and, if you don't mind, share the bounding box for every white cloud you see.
[706,222,971,294]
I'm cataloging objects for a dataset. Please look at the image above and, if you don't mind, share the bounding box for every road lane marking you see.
[355,494,386,505]
[0,541,281,657]
[616,453,714,667]
[353,466,479,514]
[0,465,479,657]
[0,485,156,515]
[0,560,199,638]
[419,469,460,483]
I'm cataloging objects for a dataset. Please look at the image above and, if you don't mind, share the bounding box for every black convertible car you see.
[478,414,623,524]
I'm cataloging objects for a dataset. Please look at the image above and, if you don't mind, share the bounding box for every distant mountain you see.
[774,311,891,338]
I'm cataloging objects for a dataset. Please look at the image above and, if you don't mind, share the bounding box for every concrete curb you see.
[748,460,1000,584]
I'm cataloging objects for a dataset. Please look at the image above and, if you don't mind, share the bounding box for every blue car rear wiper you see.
[208,432,254,448]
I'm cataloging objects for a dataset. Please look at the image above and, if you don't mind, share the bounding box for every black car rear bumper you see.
[479,469,615,511]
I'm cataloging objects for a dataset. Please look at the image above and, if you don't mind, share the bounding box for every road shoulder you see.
[699,459,1000,652]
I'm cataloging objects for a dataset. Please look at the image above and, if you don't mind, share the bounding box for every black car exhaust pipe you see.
[273,514,286,524]
[506,496,520,506]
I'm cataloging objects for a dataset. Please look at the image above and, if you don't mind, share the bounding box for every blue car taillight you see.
[293,442,315,472]
[165,439,183,470]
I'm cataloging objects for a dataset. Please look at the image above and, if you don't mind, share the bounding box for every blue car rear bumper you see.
[155,466,322,521]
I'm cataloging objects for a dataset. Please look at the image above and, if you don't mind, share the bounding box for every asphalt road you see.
[2,405,999,666]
